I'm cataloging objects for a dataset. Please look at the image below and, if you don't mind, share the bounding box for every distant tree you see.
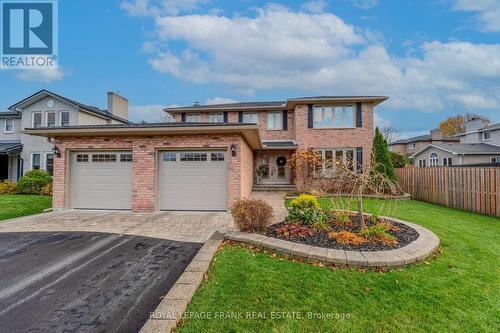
[439,113,490,136]
[390,151,409,168]
[381,127,401,144]
[372,128,396,182]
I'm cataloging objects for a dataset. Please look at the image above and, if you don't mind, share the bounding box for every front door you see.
[257,152,291,184]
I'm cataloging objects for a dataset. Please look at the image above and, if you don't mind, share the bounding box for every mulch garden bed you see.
[266,216,419,252]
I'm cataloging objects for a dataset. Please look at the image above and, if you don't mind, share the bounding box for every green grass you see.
[0,195,52,221]
[178,199,500,333]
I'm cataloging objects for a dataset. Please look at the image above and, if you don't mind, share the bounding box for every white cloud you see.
[301,0,328,14]
[454,0,500,32]
[15,67,68,83]
[374,113,391,129]
[129,104,172,122]
[351,0,379,10]
[121,0,208,17]
[205,97,238,105]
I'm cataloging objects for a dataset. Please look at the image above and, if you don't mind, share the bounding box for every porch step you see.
[252,184,296,192]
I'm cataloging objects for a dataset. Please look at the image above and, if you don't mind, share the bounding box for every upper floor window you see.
[4,119,13,133]
[32,112,42,128]
[313,105,354,129]
[46,112,56,127]
[408,143,416,150]
[60,111,70,127]
[208,113,223,123]
[267,112,283,130]
[483,131,491,141]
[186,114,201,123]
[242,112,259,124]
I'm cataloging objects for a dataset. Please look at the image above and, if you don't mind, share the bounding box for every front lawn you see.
[0,195,52,221]
[177,199,499,332]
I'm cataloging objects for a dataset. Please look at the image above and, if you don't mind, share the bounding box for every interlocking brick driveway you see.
[0,210,235,243]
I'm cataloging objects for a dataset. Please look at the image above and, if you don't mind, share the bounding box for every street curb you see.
[139,231,224,333]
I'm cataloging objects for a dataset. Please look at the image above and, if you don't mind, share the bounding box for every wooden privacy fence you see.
[395,167,500,217]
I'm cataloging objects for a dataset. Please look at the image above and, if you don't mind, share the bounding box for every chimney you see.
[465,117,484,133]
[193,101,200,107]
[430,129,443,142]
[107,92,129,120]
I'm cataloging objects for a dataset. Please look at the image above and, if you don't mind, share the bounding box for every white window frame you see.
[59,111,70,126]
[442,157,452,167]
[4,118,14,133]
[208,113,223,123]
[46,111,56,127]
[32,112,42,128]
[429,153,439,167]
[418,159,426,167]
[266,112,283,130]
[31,153,42,170]
[491,156,500,163]
[316,148,357,173]
[44,152,54,176]
[483,131,491,141]
[408,143,416,150]
[313,105,355,129]
[185,113,201,123]
[242,112,259,124]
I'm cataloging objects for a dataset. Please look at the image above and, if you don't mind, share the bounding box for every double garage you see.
[69,150,228,211]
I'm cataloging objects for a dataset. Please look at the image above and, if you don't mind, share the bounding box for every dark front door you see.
[0,155,9,180]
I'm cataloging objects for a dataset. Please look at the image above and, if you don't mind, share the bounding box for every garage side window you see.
[180,152,207,161]
[76,154,89,162]
[120,154,133,162]
[92,154,117,162]
[211,152,225,161]
[163,152,176,161]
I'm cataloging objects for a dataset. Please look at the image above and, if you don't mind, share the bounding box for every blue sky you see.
[1,0,499,138]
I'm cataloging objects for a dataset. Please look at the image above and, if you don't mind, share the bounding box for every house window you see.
[45,153,54,176]
[46,112,56,127]
[180,152,207,161]
[92,154,117,162]
[408,143,416,150]
[242,112,259,124]
[60,111,70,126]
[483,131,491,141]
[491,157,500,163]
[418,159,426,167]
[208,113,223,123]
[267,112,283,130]
[313,105,354,129]
[443,157,452,167]
[185,114,201,123]
[4,119,13,133]
[76,154,89,162]
[32,112,42,128]
[31,153,41,170]
[211,152,225,161]
[316,149,356,172]
[163,152,177,161]
[120,154,133,162]
[429,153,439,167]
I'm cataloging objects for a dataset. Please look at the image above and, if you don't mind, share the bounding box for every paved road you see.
[0,232,202,333]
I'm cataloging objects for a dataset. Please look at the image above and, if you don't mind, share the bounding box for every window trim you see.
[312,105,355,129]
[76,154,89,162]
[210,152,225,161]
[4,118,14,133]
[32,112,42,128]
[491,156,500,163]
[31,152,41,170]
[44,152,54,176]
[46,111,56,128]
[185,113,201,123]
[59,111,70,127]
[315,148,357,173]
[208,113,224,123]
[429,152,439,167]
[483,131,491,141]
[266,112,283,131]
[242,112,259,124]
[442,157,452,167]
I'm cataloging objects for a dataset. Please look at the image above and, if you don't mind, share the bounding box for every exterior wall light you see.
[52,145,61,158]
[231,144,237,157]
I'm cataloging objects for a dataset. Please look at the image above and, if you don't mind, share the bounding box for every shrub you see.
[360,225,398,246]
[275,223,313,239]
[335,211,351,225]
[41,183,53,196]
[390,151,409,168]
[285,207,321,225]
[231,199,273,233]
[328,231,367,245]
[0,180,17,194]
[312,217,332,232]
[290,194,319,210]
[372,127,396,182]
[377,220,401,232]
[15,170,53,195]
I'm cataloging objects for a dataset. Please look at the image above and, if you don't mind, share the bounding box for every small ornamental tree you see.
[372,127,396,182]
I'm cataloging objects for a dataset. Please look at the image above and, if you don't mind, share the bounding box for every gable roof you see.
[390,134,459,145]
[8,89,130,124]
[165,96,388,113]
[410,143,500,158]
[479,122,500,132]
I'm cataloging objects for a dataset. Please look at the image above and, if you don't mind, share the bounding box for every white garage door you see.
[158,151,227,211]
[70,151,133,210]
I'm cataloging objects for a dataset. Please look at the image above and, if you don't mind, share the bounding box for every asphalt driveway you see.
[0,232,202,333]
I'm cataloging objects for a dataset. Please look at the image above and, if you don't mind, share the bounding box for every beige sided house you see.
[388,129,459,157]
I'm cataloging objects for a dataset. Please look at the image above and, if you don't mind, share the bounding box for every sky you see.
[0,0,499,138]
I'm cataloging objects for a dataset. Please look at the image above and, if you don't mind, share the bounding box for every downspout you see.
[459,154,465,166]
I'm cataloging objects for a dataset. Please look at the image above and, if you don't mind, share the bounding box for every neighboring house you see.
[455,118,500,146]
[388,129,459,157]
[0,90,129,182]
[23,95,387,212]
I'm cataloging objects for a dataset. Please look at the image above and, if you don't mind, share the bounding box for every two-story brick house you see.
[0,90,129,182]
[24,95,387,212]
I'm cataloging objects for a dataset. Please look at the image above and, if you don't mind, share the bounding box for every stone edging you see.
[225,217,439,268]
[285,193,411,200]
[139,232,224,333]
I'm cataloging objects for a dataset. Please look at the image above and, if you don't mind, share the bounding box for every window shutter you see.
[223,111,228,123]
[181,113,186,122]
[356,103,362,128]
[238,111,243,123]
[356,147,363,173]
[307,105,313,128]
[282,110,288,130]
